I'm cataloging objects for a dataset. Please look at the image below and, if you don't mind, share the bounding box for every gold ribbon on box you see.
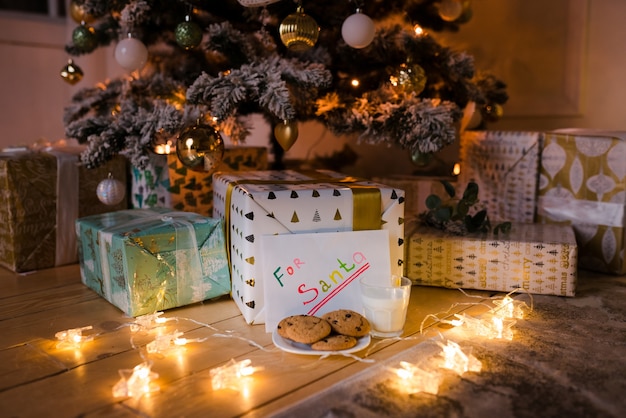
[220,170,382,265]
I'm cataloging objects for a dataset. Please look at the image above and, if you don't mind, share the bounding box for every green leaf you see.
[457,200,470,217]
[441,180,456,198]
[466,209,487,232]
[494,222,512,235]
[462,182,479,204]
[435,207,452,222]
[425,194,442,210]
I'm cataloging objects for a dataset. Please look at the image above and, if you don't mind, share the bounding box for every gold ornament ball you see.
[176,124,225,173]
[274,120,299,151]
[60,59,84,85]
[390,63,427,95]
[279,6,319,52]
[69,0,96,24]
[483,103,504,123]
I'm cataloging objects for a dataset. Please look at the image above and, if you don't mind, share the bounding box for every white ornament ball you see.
[114,37,148,71]
[341,12,376,49]
[97,175,126,205]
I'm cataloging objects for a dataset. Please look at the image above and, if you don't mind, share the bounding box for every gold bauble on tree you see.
[60,59,83,85]
[483,103,504,123]
[69,0,96,24]
[389,63,427,95]
[176,123,225,173]
[279,4,319,51]
[274,120,299,151]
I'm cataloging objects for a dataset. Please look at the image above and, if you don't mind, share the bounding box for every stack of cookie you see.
[276,309,371,351]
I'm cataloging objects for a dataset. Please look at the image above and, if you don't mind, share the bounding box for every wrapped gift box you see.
[168,146,268,215]
[536,129,626,274]
[130,153,171,209]
[76,209,231,317]
[406,222,578,297]
[459,131,542,223]
[0,150,127,272]
[372,175,454,218]
[213,170,406,324]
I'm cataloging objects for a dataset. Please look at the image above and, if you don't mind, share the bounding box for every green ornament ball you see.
[175,20,203,50]
[411,149,433,166]
[72,24,98,53]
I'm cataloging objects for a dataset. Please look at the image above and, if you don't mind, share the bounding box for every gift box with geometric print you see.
[130,153,171,209]
[458,131,542,223]
[536,129,626,274]
[213,170,406,324]
[167,146,268,215]
[406,221,578,297]
[0,150,127,273]
[76,209,231,317]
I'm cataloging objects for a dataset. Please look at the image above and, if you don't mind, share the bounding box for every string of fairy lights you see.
[53,290,532,400]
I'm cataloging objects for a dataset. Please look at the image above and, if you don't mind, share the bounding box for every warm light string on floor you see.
[52,289,533,399]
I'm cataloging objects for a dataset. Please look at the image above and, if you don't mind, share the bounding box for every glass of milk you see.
[360,275,412,338]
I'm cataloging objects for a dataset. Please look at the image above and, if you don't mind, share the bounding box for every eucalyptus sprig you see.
[420,181,511,236]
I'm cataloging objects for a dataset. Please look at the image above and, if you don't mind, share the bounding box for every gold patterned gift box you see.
[76,209,231,317]
[458,131,542,223]
[213,170,406,324]
[0,150,127,273]
[406,222,578,297]
[167,146,268,216]
[536,129,626,274]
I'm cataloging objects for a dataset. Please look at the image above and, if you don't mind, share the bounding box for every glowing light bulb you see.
[437,339,482,375]
[391,361,441,394]
[351,78,360,87]
[453,162,461,176]
[413,24,425,36]
[55,325,94,348]
[130,312,172,332]
[492,296,529,319]
[210,359,263,391]
[113,362,159,399]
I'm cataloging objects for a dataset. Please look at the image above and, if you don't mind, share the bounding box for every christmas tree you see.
[62,0,507,171]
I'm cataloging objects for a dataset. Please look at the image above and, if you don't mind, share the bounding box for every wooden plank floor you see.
[0,264,499,417]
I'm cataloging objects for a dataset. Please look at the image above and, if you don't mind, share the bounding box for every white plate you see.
[272,330,371,355]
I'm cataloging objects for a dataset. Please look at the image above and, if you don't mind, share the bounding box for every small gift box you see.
[459,131,542,223]
[212,169,406,324]
[536,129,626,274]
[76,209,231,316]
[0,148,127,272]
[406,222,578,297]
[168,146,268,215]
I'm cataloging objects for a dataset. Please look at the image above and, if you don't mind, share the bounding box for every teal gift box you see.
[76,209,231,316]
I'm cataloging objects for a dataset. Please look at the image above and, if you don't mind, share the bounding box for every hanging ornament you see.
[115,35,148,72]
[274,120,299,151]
[175,15,203,50]
[482,103,504,123]
[97,173,126,205]
[176,123,225,173]
[72,24,98,53]
[389,63,427,95]
[69,0,96,24]
[237,0,281,6]
[60,59,83,85]
[279,4,319,52]
[455,1,474,24]
[341,9,376,49]
[411,150,433,167]
[438,0,464,22]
